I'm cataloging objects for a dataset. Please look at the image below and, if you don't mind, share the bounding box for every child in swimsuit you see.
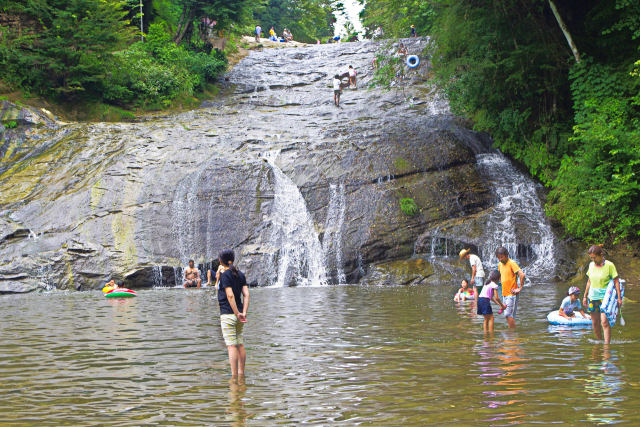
[454,279,473,301]
[477,271,507,333]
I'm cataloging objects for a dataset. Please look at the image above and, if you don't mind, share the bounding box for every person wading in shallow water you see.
[459,248,485,304]
[496,246,525,328]
[583,245,621,345]
[217,249,250,378]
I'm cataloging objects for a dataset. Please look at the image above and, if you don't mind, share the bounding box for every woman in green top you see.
[582,245,622,344]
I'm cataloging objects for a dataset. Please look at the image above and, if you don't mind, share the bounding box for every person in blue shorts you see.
[477,270,506,333]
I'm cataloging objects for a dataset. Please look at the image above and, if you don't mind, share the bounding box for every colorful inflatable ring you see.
[104,288,137,298]
[454,291,475,301]
[546,310,591,326]
[406,55,420,68]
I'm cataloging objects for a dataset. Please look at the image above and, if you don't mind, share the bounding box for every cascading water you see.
[263,150,327,287]
[152,265,163,287]
[171,168,206,263]
[475,152,556,278]
[322,183,347,284]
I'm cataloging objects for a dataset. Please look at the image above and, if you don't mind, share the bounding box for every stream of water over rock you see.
[0,37,573,292]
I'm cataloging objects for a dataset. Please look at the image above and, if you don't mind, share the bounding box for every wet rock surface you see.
[0,38,570,292]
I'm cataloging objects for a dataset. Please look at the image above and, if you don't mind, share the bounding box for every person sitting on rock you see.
[183,260,202,288]
[396,43,408,57]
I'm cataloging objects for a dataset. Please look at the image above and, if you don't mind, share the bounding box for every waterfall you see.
[475,152,556,278]
[322,183,347,284]
[263,150,328,287]
[171,168,206,263]
[152,265,163,287]
[173,266,183,288]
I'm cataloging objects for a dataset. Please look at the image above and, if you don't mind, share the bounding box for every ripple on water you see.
[0,285,639,424]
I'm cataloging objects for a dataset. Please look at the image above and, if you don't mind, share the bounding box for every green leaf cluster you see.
[102,23,227,107]
[400,197,419,216]
[361,0,435,38]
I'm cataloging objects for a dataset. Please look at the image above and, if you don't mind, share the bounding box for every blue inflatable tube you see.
[546,310,591,326]
[406,55,420,68]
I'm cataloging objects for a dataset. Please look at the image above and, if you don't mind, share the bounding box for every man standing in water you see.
[183,260,202,288]
[496,247,525,328]
[459,248,485,303]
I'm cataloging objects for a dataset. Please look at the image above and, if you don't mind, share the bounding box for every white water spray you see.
[322,183,347,284]
[263,150,327,287]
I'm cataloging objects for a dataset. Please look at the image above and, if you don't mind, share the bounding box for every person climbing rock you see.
[183,259,202,288]
[348,65,357,89]
[333,74,343,107]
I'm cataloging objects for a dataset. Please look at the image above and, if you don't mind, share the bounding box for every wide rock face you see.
[0,39,569,292]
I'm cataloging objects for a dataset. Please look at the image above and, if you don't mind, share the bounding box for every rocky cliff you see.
[0,38,571,292]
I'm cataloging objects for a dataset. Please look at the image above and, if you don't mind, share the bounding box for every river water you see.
[2,284,639,425]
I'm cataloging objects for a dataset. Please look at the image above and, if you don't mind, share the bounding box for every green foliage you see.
[400,198,419,216]
[0,2,229,110]
[369,47,404,90]
[363,0,640,243]
[361,0,435,38]
[548,60,640,242]
[102,24,227,107]
[3,121,18,129]
[253,0,333,43]
[0,0,133,99]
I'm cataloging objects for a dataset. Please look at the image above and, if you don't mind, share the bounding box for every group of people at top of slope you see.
[458,245,622,344]
[254,25,293,43]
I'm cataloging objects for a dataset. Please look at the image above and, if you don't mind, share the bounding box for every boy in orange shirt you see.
[496,246,525,328]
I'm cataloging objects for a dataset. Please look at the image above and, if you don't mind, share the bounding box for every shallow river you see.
[2,283,639,425]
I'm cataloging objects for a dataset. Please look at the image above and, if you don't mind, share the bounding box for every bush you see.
[101,24,227,107]
[400,198,419,216]
[3,121,18,129]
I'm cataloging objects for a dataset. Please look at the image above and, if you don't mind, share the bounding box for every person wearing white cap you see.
[558,286,587,319]
[459,248,485,303]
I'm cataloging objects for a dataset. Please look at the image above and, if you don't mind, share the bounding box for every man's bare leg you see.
[227,345,239,377]
[237,345,246,376]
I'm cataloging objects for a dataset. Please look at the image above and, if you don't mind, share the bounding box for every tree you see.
[0,0,133,98]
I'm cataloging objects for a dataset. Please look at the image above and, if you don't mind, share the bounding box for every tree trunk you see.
[174,6,193,45]
[548,0,580,63]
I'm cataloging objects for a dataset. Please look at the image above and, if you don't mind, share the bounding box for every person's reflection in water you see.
[226,377,248,426]
[584,345,625,424]
[478,334,529,423]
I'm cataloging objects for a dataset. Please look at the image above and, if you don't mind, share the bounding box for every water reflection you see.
[226,378,249,426]
[474,334,529,423]
[584,346,625,424]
